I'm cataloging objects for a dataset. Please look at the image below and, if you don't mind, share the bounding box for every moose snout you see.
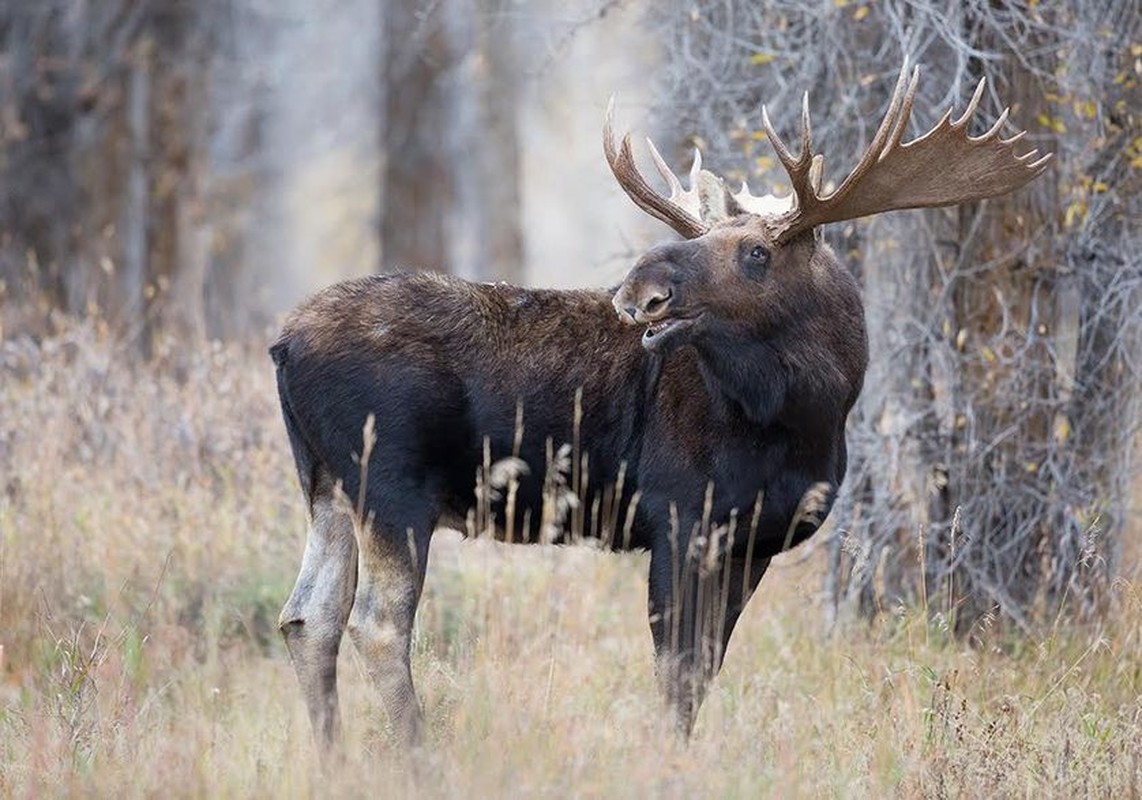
[613,283,674,324]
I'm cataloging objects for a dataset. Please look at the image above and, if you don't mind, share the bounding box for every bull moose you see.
[270,63,1050,749]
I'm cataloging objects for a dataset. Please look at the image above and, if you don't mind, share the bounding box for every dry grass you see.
[1,320,1139,798]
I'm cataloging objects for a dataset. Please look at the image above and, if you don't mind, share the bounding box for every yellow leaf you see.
[1064,200,1088,228]
[1074,99,1097,119]
[1053,415,1071,445]
[1092,181,1109,193]
[853,5,869,20]
[1036,113,1066,134]
[749,52,775,65]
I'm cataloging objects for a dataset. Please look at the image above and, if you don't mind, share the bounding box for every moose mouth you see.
[642,315,698,349]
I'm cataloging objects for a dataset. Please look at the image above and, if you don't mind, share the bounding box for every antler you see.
[735,61,1054,243]
[603,98,711,240]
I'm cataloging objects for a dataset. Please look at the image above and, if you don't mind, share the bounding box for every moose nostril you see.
[623,304,639,321]
[644,288,673,316]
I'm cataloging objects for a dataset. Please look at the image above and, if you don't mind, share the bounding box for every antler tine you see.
[645,138,705,222]
[688,146,703,192]
[603,98,709,239]
[799,91,813,163]
[753,91,818,214]
[760,104,797,172]
[646,137,685,195]
[981,108,1011,139]
[1001,129,1026,146]
[882,66,921,154]
[809,154,825,193]
[953,77,987,128]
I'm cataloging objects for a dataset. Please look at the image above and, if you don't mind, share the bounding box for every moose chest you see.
[637,376,803,529]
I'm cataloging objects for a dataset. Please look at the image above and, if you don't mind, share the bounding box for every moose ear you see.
[695,171,730,222]
[723,184,748,217]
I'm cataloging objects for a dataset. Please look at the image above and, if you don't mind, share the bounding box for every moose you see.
[270,64,1050,749]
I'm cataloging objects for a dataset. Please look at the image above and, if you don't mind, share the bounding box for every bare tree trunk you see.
[119,38,152,344]
[380,0,458,273]
[0,1,223,349]
[167,180,209,345]
[379,0,524,280]
[448,0,524,282]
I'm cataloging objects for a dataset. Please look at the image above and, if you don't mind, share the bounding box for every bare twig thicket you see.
[0,0,278,347]
[650,0,1141,630]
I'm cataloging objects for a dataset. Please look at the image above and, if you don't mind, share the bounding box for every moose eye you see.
[742,244,770,278]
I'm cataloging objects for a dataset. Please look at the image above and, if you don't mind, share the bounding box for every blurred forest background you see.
[0,0,1139,632]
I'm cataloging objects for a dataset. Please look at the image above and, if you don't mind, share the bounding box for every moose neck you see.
[688,327,789,429]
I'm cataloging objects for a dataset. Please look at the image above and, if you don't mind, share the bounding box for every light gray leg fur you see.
[279,491,358,751]
[346,525,426,747]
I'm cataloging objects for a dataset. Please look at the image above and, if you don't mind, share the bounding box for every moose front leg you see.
[647,536,771,737]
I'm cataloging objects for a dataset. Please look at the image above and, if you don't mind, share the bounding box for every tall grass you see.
[1,320,1139,797]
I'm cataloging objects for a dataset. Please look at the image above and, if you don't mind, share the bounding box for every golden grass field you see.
[1,321,1139,798]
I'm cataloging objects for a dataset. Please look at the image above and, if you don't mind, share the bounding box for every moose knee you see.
[280,617,342,667]
[279,615,302,644]
[279,590,349,661]
[347,587,409,656]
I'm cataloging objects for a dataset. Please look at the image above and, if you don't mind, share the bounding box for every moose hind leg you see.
[279,489,359,751]
[347,515,431,747]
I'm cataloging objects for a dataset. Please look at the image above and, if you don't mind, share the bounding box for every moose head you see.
[606,63,1052,356]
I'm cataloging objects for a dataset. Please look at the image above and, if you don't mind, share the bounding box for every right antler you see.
[734,61,1053,243]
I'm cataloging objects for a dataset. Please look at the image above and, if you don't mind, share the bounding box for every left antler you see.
[734,61,1054,243]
